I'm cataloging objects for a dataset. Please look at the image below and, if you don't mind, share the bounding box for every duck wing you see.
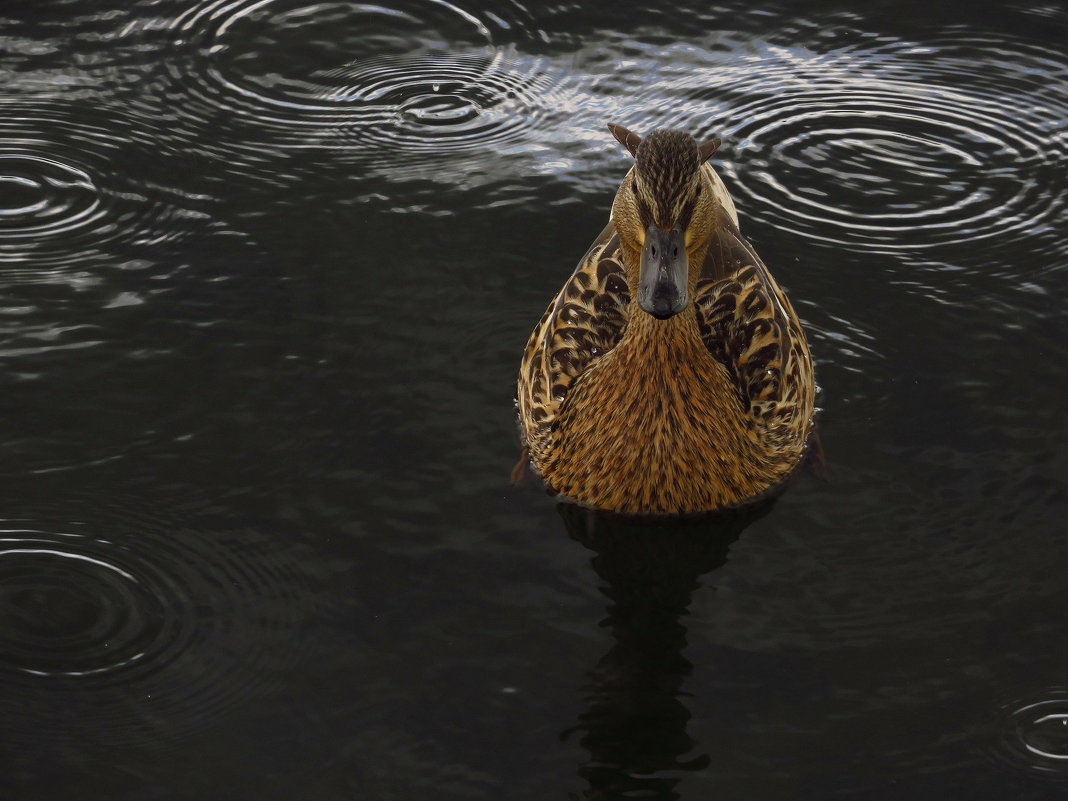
[517,221,630,457]
[693,209,814,426]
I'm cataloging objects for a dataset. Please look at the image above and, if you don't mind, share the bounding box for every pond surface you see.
[1,1,1067,799]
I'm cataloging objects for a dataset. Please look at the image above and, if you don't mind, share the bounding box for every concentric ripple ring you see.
[0,506,324,746]
[0,155,101,243]
[0,104,217,279]
[151,0,554,168]
[0,529,184,680]
[716,36,1068,256]
[994,691,1068,778]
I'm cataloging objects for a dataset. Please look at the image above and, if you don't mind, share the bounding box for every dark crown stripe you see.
[635,129,700,226]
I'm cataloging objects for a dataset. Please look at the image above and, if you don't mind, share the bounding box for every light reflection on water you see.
[1,0,1067,798]
[994,690,1068,779]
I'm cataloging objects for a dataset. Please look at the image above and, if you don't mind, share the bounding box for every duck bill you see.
[637,225,688,319]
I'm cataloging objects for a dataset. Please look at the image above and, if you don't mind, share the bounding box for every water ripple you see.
[994,691,1068,779]
[713,35,1068,257]
[0,500,324,744]
[320,52,555,158]
[0,155,101,246]
[458,24,1068,231]
[0,104,218,281]
[135,0,561,179]
[0,529,184,680]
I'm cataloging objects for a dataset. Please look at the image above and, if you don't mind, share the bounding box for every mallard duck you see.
[516,123,816,515]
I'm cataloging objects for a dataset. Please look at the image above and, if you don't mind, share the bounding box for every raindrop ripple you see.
[714,35,1068,256]
[994,691,1068,779]
[0,504,321,745]
[0,103,216,280]
[146,0,556,174]
[0,530,176,680]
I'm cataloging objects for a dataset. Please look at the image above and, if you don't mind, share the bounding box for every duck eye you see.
[695,185,701,196]
[631,182,638,196]
[673,247,679,257]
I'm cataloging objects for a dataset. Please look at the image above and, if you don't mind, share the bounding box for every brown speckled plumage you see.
[517,124,815,514]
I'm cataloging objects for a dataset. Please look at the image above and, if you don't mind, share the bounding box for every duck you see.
[516,123,817,515]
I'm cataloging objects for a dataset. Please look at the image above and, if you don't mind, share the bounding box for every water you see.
[1,1,1066,798]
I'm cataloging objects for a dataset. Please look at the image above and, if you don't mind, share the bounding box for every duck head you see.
[607,123,721,320]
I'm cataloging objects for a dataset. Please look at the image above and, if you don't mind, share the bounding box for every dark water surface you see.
[2,1,1067,798]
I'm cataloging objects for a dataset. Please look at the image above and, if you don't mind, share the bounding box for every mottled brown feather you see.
[517,221,629,459]
[517,133,815,514]
[694,208,815,457]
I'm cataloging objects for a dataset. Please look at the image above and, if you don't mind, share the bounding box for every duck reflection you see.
[559,501,773,800]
